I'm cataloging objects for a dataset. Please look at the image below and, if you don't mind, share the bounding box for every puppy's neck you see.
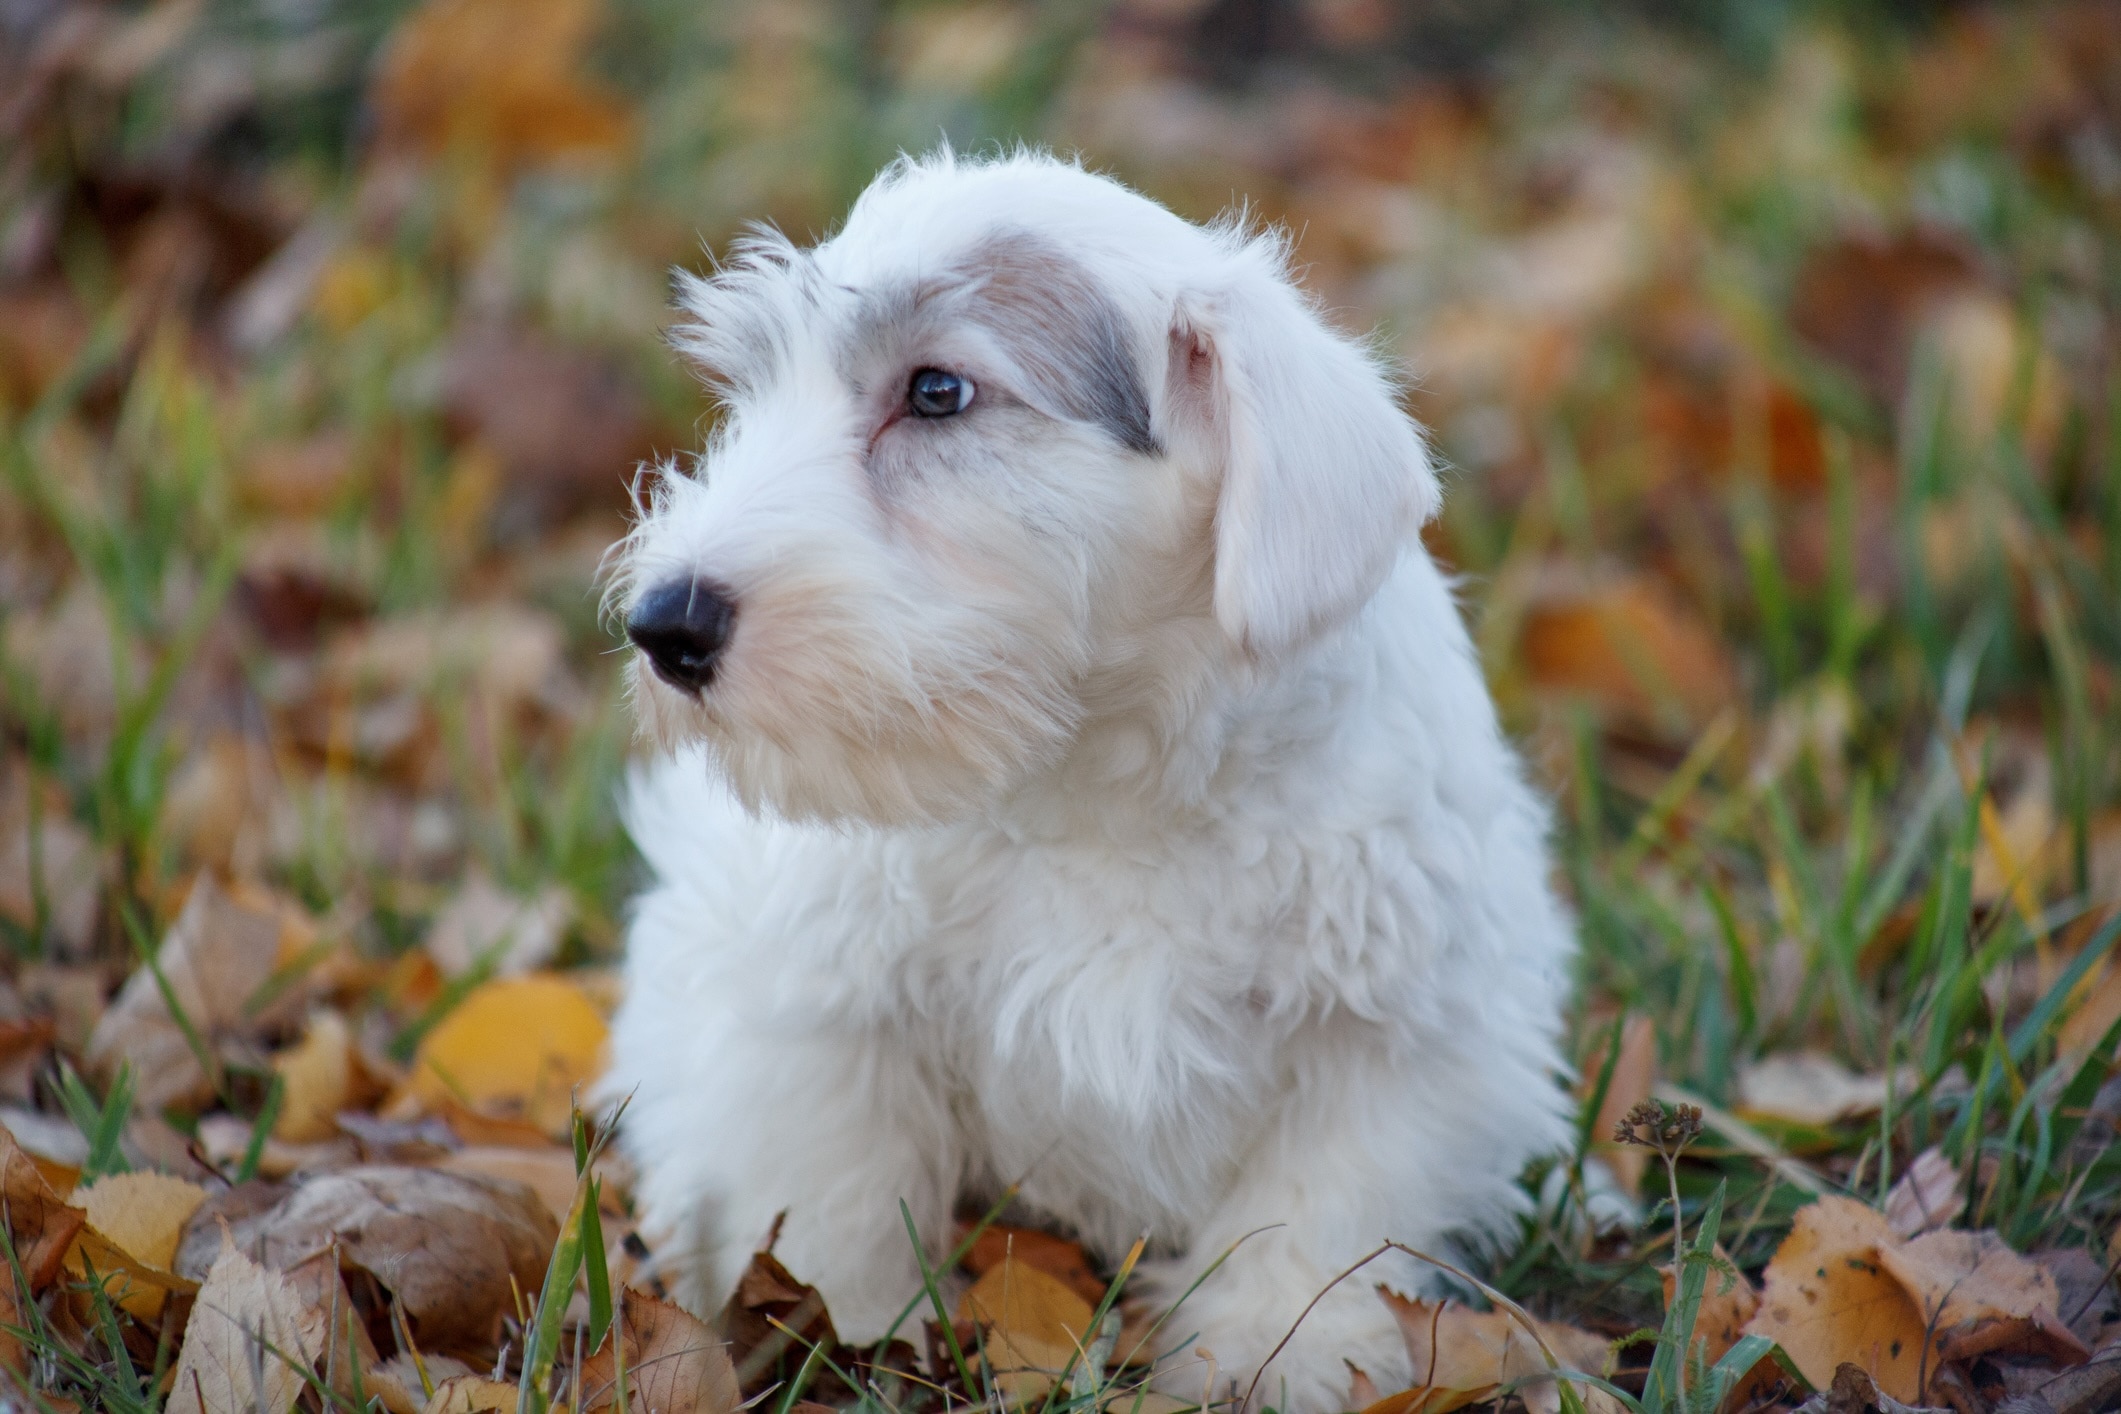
[992,575,1399,842]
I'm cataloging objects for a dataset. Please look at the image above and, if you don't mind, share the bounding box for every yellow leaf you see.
[275,1010,366,1143]
[958,1255,1098,1404]
[70,1171,207,1319]
[402,972,608,1136]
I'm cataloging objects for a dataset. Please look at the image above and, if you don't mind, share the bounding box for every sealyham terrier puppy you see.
[605,150,1575,1413]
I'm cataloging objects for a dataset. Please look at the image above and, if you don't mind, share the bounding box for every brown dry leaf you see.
[1807,1362,1950,1414]
[1787,229,1986,409]
[280,1246,383,1406]
[964,1224,1110,1307]
[211,1165,557,1350]
[436,322,660,536]
[1734,1052,1915,1127]
[0,1271,25,1383]
[86,873,311,1110]
[580,1287,742,1414]
[1659,1245,1758,1366]
[0,1123,86,1290]
[1583,1015,1657,1194]
[1744,1195,1931,1403]
[1884,1148,1965,1239]
[1874,1229,2090,1366]
[718,1246,840,1398]
[1378,1290,1609,1414]
[1519,572,1737,734]
[167,1244,326,1414]
[369,0,632,172]
[274,1010,381,1143]
[959,1255,1099,1403]
[0,768,100,959]
[2059,954,2121,1067]
[399,971,608,1137]
[439,1144,627,1235]
[422,1377,521,1414]
[70,1171,207,1319]
[423,871,572,979]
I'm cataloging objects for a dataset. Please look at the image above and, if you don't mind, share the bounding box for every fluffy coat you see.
[605,150,1576,1412]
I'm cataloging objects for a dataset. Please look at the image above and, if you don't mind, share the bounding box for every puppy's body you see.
[608,153,1574,1411]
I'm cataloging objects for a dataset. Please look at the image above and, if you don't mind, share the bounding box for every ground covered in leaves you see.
[2,0,2121,1411]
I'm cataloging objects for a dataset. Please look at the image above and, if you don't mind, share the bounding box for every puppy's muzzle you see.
[627,578,737,693]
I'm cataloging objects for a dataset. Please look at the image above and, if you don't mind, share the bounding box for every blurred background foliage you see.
[4,0,2121,1340]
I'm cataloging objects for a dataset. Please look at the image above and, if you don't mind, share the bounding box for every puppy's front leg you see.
[621,1005,961,1342]
[1143,1039,1540,1414]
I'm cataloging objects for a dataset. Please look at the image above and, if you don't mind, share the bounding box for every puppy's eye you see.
[907,368,974,418]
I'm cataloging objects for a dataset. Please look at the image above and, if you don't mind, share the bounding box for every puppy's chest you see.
[892,834,1296,1139]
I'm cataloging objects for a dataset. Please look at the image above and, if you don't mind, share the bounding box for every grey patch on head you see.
[850,230,1159,455]
[963,230,1159,455]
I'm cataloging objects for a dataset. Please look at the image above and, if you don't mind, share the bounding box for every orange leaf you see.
[1744,1196,1930,1403]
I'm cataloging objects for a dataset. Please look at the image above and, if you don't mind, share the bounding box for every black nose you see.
[626,578,736,692]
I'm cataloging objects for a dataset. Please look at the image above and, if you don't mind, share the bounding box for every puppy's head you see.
[613,151,1438,824]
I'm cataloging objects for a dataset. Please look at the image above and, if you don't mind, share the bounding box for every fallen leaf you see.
[0,1123,86,1290]
[1658,1245,1758,1366]
[1874,1229,2090,1366]
[717,1246,842,1399]
[1796,1361,1949,1414]
[274,1010,379,1143]
[0,1104,86,1187]
[964,1224,1110,1307]
[2005,1357,2121,1414]
[70,1170,208,1318]
[1519,572,1737,735]
[958,1255,1099,1403]
[1884,1148,1965,1238]
[400,971,607,1137]
[196,1165,557,1351]
[1582,1015,1657,1194]
[369,1354,481,1414]
[1378,1290,1609,1414]
[423,872,572,979]
[423,1376,521,1414]
[1746,1196,1930,1403]
[0,769,100,959]
[369,0,633,172]
[167,1244,327,1414]
[436,1146,577,1225]
[580,1287,741,1414]
[86,874,311,1110]
[436,321,660,536]
[279,1246,383,1406]
[1788,229,1986,410]
[1735,1052,1915,1127]
[174,1180,289,1281]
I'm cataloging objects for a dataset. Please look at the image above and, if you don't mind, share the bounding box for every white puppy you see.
[605,150,1575,1413]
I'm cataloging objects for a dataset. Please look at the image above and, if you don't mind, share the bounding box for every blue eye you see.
[908,368,974,417]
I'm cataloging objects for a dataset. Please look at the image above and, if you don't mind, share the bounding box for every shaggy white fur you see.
[604,150,1576,1413]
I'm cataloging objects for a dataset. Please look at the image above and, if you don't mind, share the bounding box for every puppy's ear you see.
[1174,250,1438,659]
